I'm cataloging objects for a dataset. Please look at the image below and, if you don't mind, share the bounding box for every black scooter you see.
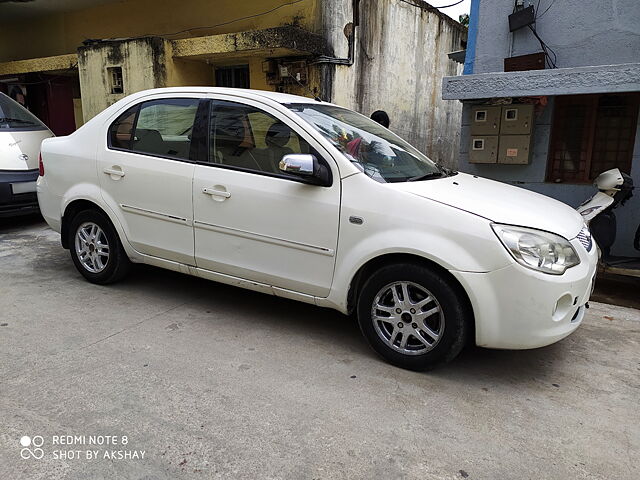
[577,168,640,277]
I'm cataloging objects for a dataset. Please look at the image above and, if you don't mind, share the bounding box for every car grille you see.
[576,226,593,252]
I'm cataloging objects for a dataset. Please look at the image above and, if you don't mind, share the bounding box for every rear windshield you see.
[0,92,48,131]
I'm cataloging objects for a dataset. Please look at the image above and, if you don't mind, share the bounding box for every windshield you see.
[287,103,443,183]
[0,92,48,131]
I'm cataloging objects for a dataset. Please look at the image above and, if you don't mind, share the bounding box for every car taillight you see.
[38,153,44,176]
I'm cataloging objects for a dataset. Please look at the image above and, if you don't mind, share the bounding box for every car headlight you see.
[491,224,580,275]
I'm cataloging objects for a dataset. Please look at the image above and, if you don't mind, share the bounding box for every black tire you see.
[356,263,471,371]
[68,209,131,284]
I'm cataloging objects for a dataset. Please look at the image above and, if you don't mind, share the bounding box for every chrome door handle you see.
[202,187,231,198]
[103,167,125,178]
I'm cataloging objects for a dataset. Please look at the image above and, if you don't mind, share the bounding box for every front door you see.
[192,98,341,297]
[98,96,202,264]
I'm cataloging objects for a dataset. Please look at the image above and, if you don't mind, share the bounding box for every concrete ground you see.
[1,215,639,480]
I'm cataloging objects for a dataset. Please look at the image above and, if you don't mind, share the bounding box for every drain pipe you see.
[313,0,360,66]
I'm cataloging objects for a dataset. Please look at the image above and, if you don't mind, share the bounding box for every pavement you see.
[1,215,639,480]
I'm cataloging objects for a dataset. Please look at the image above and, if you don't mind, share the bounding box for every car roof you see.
[126,87,332,106]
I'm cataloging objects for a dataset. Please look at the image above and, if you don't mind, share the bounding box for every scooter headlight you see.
[491,224,580,275]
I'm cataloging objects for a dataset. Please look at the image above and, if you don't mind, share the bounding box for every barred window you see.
[547,94,639,183]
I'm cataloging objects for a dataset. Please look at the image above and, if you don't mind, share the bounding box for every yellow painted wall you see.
[166,58,213,88]
[0,0,320,63]
[78,38,164,121]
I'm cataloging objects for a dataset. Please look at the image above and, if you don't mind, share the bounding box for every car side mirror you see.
[279,154,331,186]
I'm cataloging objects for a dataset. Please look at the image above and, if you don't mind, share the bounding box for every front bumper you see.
[0,169,40,217]
[452,238,598,349]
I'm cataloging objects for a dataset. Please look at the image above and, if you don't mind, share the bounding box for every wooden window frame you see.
[546,93,639,184]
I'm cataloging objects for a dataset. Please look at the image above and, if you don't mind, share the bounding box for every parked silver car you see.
[0,92,53,217]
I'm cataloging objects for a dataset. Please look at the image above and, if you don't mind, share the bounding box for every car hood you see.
[390,172,584,239]
[0,129,53,170]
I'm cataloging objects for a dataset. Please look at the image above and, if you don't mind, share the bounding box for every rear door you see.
[192,97,341,297]
[98,96,205,264]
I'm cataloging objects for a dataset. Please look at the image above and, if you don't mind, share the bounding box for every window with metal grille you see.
[547,93,639,183]
[214,65,250,88]
[107,66,123,94]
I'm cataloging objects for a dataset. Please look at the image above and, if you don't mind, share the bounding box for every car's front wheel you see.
[68,209,131,284]
[357,263,471,370]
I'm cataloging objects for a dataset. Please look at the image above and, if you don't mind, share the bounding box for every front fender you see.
[321,174,513,312]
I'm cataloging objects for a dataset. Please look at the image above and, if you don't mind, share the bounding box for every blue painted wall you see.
[457,0,640,256]
[463,0,480,75]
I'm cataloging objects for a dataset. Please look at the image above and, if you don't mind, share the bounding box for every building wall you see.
[2,0,465,169]
[0,0,320,62]
[78,38,169,121]
[472,0,640,75]
[457,0,640,256]
[323,0,466,168]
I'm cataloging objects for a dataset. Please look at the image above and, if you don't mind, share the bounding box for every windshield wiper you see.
[408,171,444,181]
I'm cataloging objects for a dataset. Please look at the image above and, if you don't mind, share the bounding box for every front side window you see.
[287,103,443,183]
[0,92,48,131]
[210,100,311,175]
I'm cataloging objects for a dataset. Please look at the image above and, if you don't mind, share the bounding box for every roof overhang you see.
[0,53,77,76]
[171,26,326,61]
[442,63,640,100]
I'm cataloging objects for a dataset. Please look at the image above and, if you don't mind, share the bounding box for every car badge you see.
[19,153,29,162]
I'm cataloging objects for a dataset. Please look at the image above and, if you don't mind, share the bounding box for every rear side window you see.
[0,92,48,131]
[108,98,199,161]
[133,99,199,160]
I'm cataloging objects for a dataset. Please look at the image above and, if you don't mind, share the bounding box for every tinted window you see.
[0,92,48,131]
[132,99,199,160]
[210,100,311,175]
[108,106,138,150]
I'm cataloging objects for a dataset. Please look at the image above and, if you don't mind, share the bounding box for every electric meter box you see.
[499,104,534,135]
[469,136,498,163]
[498,135,532,164]
[470,106,501,135]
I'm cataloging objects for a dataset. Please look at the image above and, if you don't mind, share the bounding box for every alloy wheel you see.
[74,222,110,273]
[370,281,445,355]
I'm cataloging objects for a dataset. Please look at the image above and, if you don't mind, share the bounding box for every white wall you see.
[323,0,466,167]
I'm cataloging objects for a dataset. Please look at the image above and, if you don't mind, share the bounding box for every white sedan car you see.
[37,87,598,370]
[1,92,53,216]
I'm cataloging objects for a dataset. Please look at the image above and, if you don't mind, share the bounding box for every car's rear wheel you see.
[357,263,470,370]
[68,209,130,284]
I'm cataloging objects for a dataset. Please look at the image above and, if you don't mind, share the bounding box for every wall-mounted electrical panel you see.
[499,104,534,135]
[469,135,498,163]
[497,134,532,164]
[470,106,501,135]
[469,104,534,165]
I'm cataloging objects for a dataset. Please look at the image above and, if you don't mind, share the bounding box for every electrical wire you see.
[527,24,557,68]
[398,0,466,11]
[286,71,323,102]
[510,0,557,69]
[536,0,556,19]
[122,0,307,40]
